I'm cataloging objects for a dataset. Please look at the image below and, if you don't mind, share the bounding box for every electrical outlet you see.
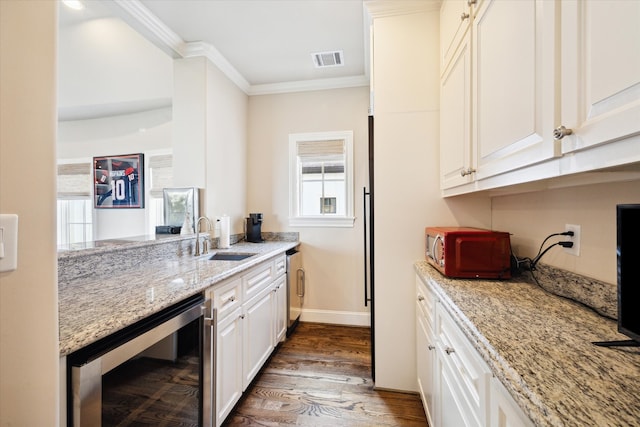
[564,224,581,256]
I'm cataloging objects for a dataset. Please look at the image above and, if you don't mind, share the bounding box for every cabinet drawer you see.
[274,254,286,277]
[437,305,490,423]
[243,261,274,301]
[416,275,435,331]
[212,278,242,321]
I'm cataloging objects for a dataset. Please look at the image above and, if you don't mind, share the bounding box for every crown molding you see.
[248,75,370,96]
[364,0,441,18]
[110,0,186,57]
[182,42,251,94]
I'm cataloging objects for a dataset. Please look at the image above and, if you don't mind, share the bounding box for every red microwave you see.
[425,227,512,279]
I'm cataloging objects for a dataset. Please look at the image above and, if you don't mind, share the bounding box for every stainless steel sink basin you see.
[208,252,256,261]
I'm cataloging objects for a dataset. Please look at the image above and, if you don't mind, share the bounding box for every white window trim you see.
[289,130,355,228]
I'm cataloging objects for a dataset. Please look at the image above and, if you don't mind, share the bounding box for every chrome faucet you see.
[195,216,212,256]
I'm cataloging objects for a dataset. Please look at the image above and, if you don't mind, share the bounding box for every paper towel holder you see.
[219,214,231,249]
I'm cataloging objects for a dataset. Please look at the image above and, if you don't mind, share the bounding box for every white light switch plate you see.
[0,214,18,272]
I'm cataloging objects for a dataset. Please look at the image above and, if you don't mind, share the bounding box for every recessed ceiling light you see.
[62,0,85,11]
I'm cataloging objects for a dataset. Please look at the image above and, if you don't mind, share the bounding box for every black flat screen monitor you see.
[595,204,640,347]
[617,204,640,344]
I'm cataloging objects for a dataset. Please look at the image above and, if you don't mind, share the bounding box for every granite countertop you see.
[414,261,640,427]
[59,241,297,356]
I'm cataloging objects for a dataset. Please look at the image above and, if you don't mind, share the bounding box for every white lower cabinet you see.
[210,253,288,427]
[215,306,243,427]
[273,274,287,343]
[416,275,531,427]
[490,377,534,427]
[437,352,478,427]
[243,284,274,390]
[416,276,436,426]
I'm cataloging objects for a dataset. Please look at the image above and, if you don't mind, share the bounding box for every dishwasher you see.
[286,248,305,336]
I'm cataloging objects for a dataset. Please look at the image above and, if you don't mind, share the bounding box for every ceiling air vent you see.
[312,50,344,68]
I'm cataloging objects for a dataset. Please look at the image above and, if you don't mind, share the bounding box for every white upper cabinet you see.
[440,0,559,192]
[440,0,639,195]
[440,0,472,75]
[558,0,640,167]
[472,0,558,180]
[441,31,472,189]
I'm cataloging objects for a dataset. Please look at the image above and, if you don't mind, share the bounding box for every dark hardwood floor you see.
[223,322,428,426]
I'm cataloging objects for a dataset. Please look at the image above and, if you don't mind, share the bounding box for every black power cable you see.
[511,231,575,276]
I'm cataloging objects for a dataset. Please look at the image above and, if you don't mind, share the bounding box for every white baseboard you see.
[299,308,371,327]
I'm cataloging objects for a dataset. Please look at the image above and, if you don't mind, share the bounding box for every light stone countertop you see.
[415,261,640,427]
[59,241,297,356]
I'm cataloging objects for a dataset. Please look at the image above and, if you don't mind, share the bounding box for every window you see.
[289,131,354,227]
[57,198,93,246]
[57,162,93,246]
[147,153,174,234]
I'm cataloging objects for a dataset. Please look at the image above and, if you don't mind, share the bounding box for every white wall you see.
[370,8,491,392]
[205,61,248,233]
[173,57,248,233]
[247,87,371,324]
[0,1,59,425]
[492,180,640,284]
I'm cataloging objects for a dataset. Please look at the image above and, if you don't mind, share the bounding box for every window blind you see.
[57,163,91,197]
[296,139,345,157]
[149,154,173,197]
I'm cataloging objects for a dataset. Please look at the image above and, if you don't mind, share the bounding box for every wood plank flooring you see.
[223,322,428,426]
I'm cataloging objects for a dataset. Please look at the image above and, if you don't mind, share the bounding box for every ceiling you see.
[60,0,370,96]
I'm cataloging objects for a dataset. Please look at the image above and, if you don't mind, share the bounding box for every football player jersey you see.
[95,159,140,207]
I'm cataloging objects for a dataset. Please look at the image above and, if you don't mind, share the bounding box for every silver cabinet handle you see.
[203,299,214,327]
[445,347,456,355]
[553,125,573,140]
[461,12,470,20]
[428,345,436,350]
[418,295,425,302]
[460,167,476,177]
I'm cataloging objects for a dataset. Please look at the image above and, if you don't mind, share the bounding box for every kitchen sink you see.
[208,252,256,261]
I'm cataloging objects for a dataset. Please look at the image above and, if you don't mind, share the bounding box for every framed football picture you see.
[93,153,145,208]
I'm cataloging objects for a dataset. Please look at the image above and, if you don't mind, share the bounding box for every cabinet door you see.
[559,1,640,159]
[437,306,490,426]
[416,305,436,427]
[216,307,243,427]
[273,275,287,344]
[440,0,472,74]
[436,349,480,427]
[490,377,534,427]
[472,0,558,179]
[243,286,274,390]
[441,31,472,189]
